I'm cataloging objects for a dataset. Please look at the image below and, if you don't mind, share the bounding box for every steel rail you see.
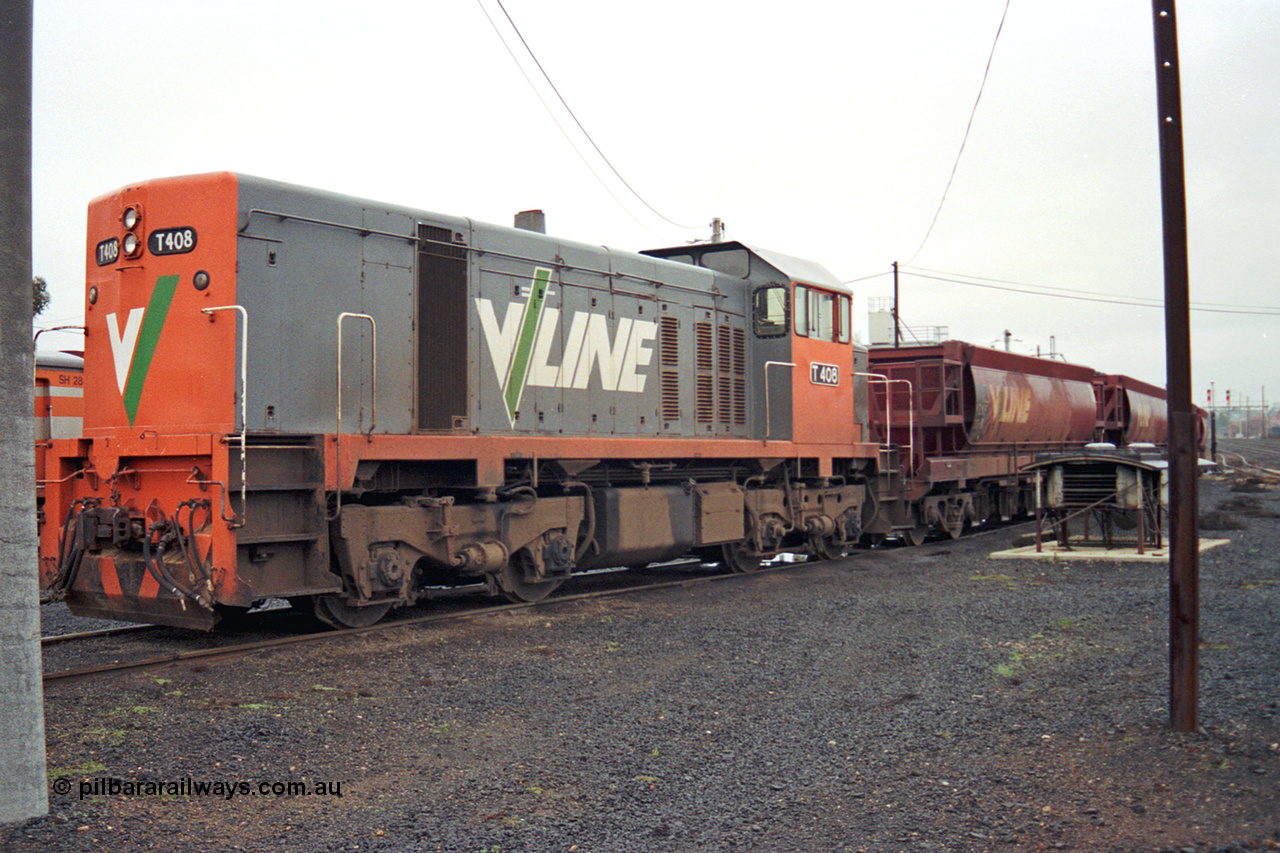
[41,519,1038,685]
[40,568,753,684]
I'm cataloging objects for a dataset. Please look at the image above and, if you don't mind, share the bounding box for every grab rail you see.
[332,312,377,520]
[201,305,248,528]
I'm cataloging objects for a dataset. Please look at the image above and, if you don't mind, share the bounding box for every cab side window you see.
[812,289,835,340]
[794,285,811,336]
[794,286,852,343]
[753,284,789,338]
[835,293,851,343]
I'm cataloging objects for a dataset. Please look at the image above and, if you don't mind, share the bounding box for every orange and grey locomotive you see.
[42,173,881,629]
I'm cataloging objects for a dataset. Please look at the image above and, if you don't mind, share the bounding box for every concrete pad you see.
[989,538,1232,562]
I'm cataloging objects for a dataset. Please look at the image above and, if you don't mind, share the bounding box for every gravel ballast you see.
[9,473,1280,852]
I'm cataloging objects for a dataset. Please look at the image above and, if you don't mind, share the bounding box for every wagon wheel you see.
[901,524,929,547]
[312,594,392,630]
[496,556,564,603]
[721,540,764,574]
[859,533,886,548]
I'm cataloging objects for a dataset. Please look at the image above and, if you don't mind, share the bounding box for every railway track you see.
[1216,437,1280,475]
[40,560,777,685]
[42,522,1029,685]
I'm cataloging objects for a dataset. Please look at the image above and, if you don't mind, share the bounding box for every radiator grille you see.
[695,322,713,371]
[718,325,746,426]
[695,322,747,427]
[659,316,680,422]
[696,375,714,423]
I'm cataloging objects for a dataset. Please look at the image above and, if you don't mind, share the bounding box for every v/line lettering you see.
[476,270,657,425]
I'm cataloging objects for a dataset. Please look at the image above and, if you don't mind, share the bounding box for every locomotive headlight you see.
[123,207,140,230]
[122,232,141,257]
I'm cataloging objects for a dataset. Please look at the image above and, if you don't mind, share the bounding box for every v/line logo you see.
[477,268,658,426]
[105,274,179,427]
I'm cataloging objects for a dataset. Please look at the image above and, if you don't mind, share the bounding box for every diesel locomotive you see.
[39,173,1171,630]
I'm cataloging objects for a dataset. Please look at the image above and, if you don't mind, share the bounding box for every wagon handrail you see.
[859,373,914,478]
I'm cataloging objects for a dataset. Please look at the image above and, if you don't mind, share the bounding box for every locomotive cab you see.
[641,242,860,457]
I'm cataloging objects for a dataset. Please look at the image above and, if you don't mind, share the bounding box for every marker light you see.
[193,270,210,291]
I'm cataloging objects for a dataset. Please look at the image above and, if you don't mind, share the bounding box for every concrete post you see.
[0,0,49,823]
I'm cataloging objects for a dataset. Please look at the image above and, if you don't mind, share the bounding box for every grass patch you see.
[49,761,107,779]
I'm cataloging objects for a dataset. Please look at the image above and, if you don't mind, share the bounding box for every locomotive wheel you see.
[721,540,764,574]
[496,561,564,603]
[809,535,849,562]
[312,595,392,629]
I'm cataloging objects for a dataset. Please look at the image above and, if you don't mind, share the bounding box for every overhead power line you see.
[905,0,1013,266]
[841,270,894,285]
[476,0,700,231]
[902,267,1280,316]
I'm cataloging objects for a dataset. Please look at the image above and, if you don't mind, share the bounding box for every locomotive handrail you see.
[763,361,795,441]
[32,324,86,348]
[333,312,378,521]
[241,209,724,300]
[201,305,248,528]
[239,208,418,244]
[473,259,726,301]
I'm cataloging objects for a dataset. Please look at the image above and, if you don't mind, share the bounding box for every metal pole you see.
[1152,0,1199,733]
[0,0,49,822]
[1034,468,1043,553]
[892,261,901,348]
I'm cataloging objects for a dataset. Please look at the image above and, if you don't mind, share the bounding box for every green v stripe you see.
[122,274,180,425]
[502,268,552,425]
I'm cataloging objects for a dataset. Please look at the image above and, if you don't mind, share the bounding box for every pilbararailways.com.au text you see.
[58,777,343,801]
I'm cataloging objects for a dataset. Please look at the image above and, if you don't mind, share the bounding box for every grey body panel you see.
[235,177,444,436]
[231,176,793,442]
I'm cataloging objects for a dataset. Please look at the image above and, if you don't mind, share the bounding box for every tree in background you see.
[32,275,48,317]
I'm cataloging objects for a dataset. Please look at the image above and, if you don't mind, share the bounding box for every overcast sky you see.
[32,1,1280,413]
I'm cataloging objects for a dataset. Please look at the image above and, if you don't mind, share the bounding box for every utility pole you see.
[1152,0,1199,733]
[0,0,48,822]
